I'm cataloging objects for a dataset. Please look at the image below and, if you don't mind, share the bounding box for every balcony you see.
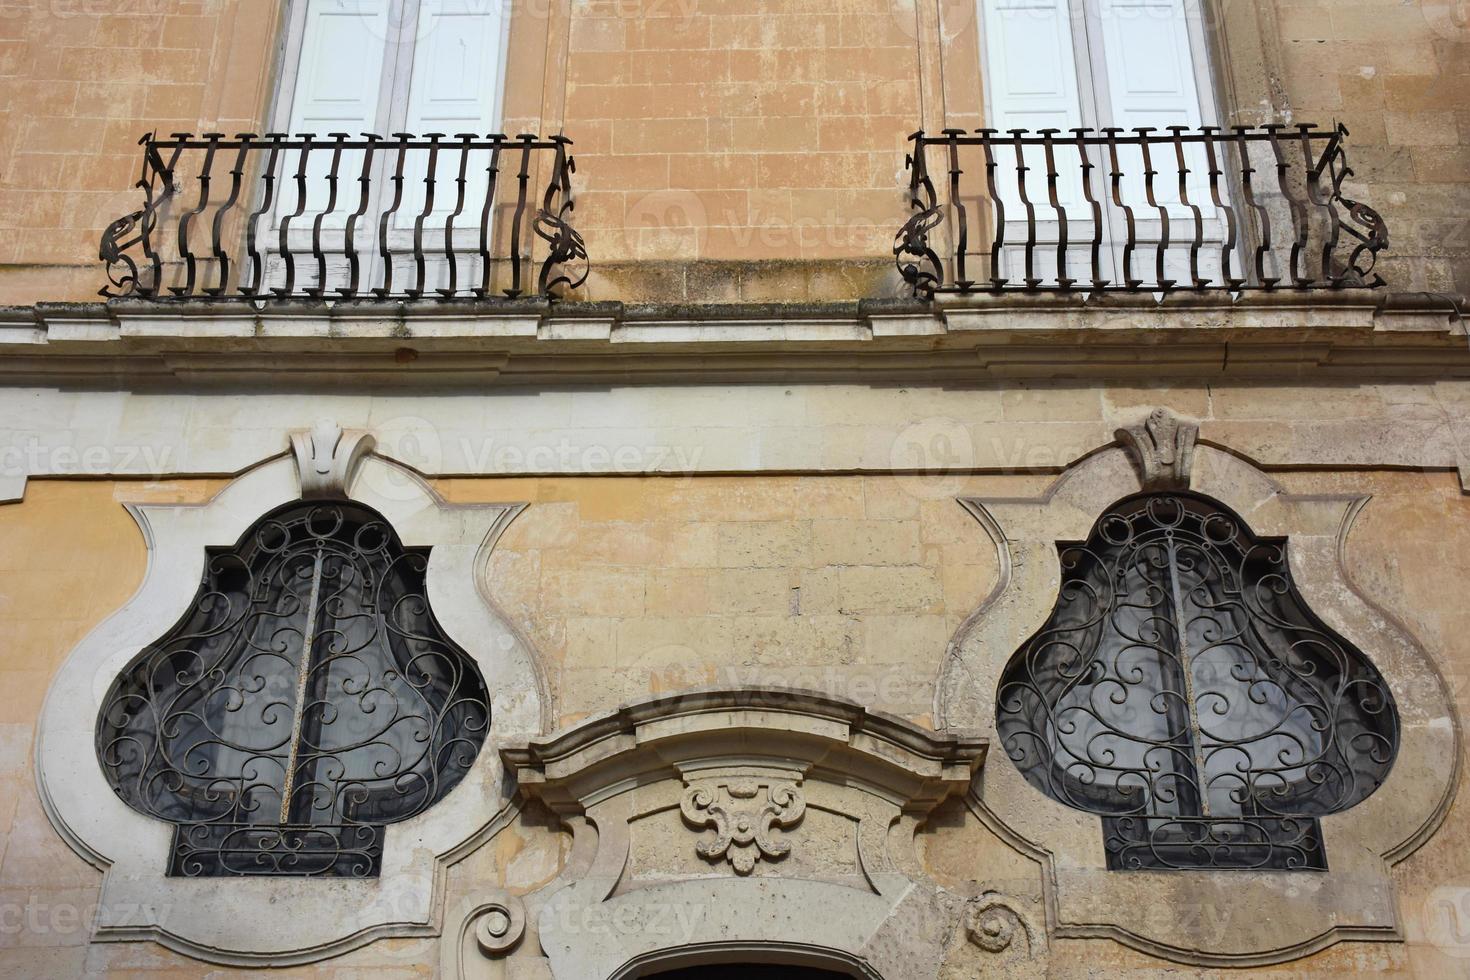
[99,132,587,302]
[894,124,1390,297]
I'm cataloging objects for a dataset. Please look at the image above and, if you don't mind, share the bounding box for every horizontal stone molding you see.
[0,294,1464,388]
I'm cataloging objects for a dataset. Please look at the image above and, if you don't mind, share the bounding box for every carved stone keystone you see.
[1115,407,1198,490]
[289,418,377,498]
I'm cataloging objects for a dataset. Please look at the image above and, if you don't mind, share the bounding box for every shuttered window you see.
[978,0,1221,283]
[271,0,510,289]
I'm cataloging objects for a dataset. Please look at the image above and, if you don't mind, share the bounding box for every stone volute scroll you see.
[965,892,1039,957]
[1115,407,1198,490]
[290,418,377,498]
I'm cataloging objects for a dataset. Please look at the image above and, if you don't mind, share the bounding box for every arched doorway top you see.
[491,688,988,980]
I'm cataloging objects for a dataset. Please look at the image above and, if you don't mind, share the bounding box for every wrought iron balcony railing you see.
[100,132,587,302]
[895,124,1389,297]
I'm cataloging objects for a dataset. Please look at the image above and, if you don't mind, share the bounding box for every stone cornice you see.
[0,292,1463,386]
[502,687,988,819]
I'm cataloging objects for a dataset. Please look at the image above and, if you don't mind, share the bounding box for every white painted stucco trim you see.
[937,440,1461,966]
[32,445,545,966]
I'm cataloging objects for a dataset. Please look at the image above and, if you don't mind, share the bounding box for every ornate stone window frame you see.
[446,689,993,980]
[937,411,1461,966]
[33,422,546,966]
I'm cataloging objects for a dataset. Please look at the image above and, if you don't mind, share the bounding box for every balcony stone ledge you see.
[0,293,1461,387]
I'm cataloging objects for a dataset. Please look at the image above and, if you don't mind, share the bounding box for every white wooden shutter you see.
[980,0,1088,216]
[982,0,1085,134]
[397,0,508,226]
[1095,0,1204,132]
[285,0,393,218]
[1093,0,1210,211]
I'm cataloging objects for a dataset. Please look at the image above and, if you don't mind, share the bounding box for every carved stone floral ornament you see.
[680,776,806,874]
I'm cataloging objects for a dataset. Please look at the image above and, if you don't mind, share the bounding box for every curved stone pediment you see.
[451,689,990,979]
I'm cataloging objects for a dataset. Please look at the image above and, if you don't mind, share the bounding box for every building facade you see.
[1,0,1470,976]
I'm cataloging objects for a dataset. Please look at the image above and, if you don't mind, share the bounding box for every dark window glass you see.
[97,501,489,877]
[997,491,1398,871]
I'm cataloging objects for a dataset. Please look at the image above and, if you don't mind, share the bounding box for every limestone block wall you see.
[443,473,1012,728]
[1266,0,1470,296]
[1,0,1465,304]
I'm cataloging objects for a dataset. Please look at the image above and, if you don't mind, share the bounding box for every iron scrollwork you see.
[895,130,945,298]
[894,124,1393,296]
[96,501,490,877]
[96,132,587,301]
[535,134,590,298]
[997,492,1398,871]
[99,134,179,299]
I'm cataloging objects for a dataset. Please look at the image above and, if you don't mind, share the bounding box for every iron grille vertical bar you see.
[1040,129,1072,290]
[275,135,316,298]
[1104,128,1142,289]
[504,135,536,298]
[476,136,506,298]
[977,129,1008,290]
[408,133,443,299]
[139,139,183,300]
[341,133,379,298]
[1136,128,1175,291]
[240,134,285,298]
[1009,129,1041,288]
[1072,127,1107,290]
[1201,128,1243,290]
[172,132,220,298]
[306,134,348,300]
[1266,123,1312,287]
[440,134,474,298]
[942,128,972,290]
[207,139,251,296]
[1301,124,1342,287]
[1167,126,1206,289]
[374,135,412,299]
[1233,126,1277,288]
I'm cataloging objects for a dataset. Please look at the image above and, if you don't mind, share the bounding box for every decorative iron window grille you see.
[896,124,1390,297]
[996,492,1398,871]
[96,502,490,878]
[99,131,587,302]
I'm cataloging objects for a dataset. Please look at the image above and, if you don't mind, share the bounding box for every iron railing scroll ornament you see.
[996,492,1398,871]
[99,132,588,302]
[896,124,1390,297]
[96,502,490,877]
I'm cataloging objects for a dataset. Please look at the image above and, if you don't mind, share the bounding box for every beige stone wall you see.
[0,0,283,305]
[2,466,1469,974]
[442,472,1019,728]
[2,0,1464,304]
[1265,0,1470,296]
